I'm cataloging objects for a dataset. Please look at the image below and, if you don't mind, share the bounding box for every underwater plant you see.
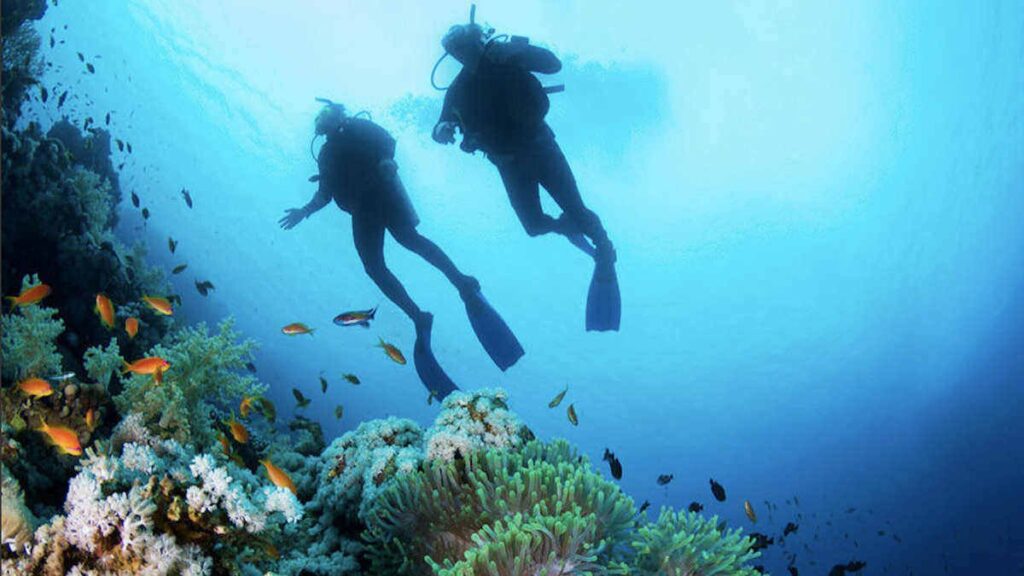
[628,508,760,576]
[0,283,64,380]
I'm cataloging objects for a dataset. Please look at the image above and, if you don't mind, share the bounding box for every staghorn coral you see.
[629,508,760,576]
[113,319,264,449]
[362,439,636,575]
[425,387,533,462]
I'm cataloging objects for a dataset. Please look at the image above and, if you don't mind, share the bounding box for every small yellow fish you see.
[260,459,297,495]
[142,295,173,315]
[85,408,97,430]
[122,356,170,375]
[240,396,254,418]
[377,338,406,365]
[124,316,139,339]
[7,283,51,307]
[744,500,757,523]
[567,403,579,426]
[281,322,314,336]
[94,294,115,328]
[17,377,53,398]
[217,432,231,456]
[37,419,82,456]
[226,414,249,444]
[548,386,568,408]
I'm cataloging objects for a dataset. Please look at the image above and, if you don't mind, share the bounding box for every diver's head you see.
[442,23,485,65]
[314,102,346,136]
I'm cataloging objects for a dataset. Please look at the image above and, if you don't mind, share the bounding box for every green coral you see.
[82,338,122,390]
[113,319,263,449]
[628,509,760,576]
[363,439,635,575]
[1,285,64,380]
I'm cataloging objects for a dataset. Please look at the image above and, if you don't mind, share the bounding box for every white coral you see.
[122,442,158,475]
[262,486,303,524]
[186,454,266,533]
[424,388,526,462]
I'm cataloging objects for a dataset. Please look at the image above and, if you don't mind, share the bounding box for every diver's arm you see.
[280,186,330,230]
[433,82,460,144]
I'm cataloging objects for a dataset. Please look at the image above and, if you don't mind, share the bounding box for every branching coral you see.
[113,319,264,449]
[362,439,636,575]
[1,289,64,380]
[629,509,760,576]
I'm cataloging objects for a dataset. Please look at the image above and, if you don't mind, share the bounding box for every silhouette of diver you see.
[281,101,523,398]
[432,10,620,331]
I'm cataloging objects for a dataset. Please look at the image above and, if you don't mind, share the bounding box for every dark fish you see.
[753,567,765,574]
[40,86,48,102]
[308,174,320,183]
[292,388,310,408]
[168,237,177,253]
[548,386,568,408]
[334,405,344,419]
[602,449,622,480]
[845,507,856,513]
[427,389,438,405]
[86,63,95,73]
[748,533,774,552]
[788,567,799,576]
[171,264,187,275]
[130,190,140,208]
[320,375,328,393]
[793,496,800,506]
[246,362,257,373]
[142,207,150,220]
[784,522,799,537]
[195,280,214,296]
[182,188,193,208]
[638,500,650,514]
[77,51,84,61]
[656,474,673,486]
[126,142,132,153]
[118,162,125,170]
[49,35,55,48]
[84,117,93,130]
[58,91,68,107]
[687,501,703,513]
[258,396,276,422]
[342,373,360,385]
[710,478,727,502]
[105,112,110,125]
[116,139,124,152]
[566,403,578,426]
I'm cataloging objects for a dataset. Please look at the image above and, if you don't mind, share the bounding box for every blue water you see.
[28,1,1023,573]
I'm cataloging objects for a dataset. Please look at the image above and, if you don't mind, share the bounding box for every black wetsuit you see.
[437,41,610,248]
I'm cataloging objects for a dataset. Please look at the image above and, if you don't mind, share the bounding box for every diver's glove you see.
[432,121,457,144]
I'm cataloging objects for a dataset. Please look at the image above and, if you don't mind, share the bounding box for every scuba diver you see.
[431,6,620,332]
[281,100,523,398]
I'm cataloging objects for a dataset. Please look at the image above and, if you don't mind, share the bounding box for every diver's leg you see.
[535,140,613,259]
[352,212,426,326]
[389,224,480,297]
[496,160,559,238]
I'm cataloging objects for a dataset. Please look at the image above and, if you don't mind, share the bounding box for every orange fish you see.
[260,459,297,495]
[281,322,314,336]
[217,432,231,456]
[142,295,173,316]
[122,356,170,375]
[17,377,54,397]
[125,317,139,338]
[744,500,758,523]
[240,396,254,418]
[37,419,82,456]
[377,338,406,365]
[7,283,51,308]
[264,542,280,560]
[226,414,249,444]
[85,408,97,430]
[153,365,166,385]
[94,294,115,328]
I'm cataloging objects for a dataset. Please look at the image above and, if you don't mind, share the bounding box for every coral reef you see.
[363,439,636,575]
[424,387,533,462]
[112,319,264,449]
[0,464,38,552]
[628,508,760,576]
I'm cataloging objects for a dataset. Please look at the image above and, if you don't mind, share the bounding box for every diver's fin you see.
[413,314,458,399]
[463,289,524,371]
[586,256,620,332]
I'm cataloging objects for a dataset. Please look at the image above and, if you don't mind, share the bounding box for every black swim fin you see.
[413,314,458,400]
[463,289,524,371]
[586,255,620,332]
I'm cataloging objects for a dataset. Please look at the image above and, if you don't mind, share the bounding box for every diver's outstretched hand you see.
[432,121,457,145]
[279,208,306,230]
